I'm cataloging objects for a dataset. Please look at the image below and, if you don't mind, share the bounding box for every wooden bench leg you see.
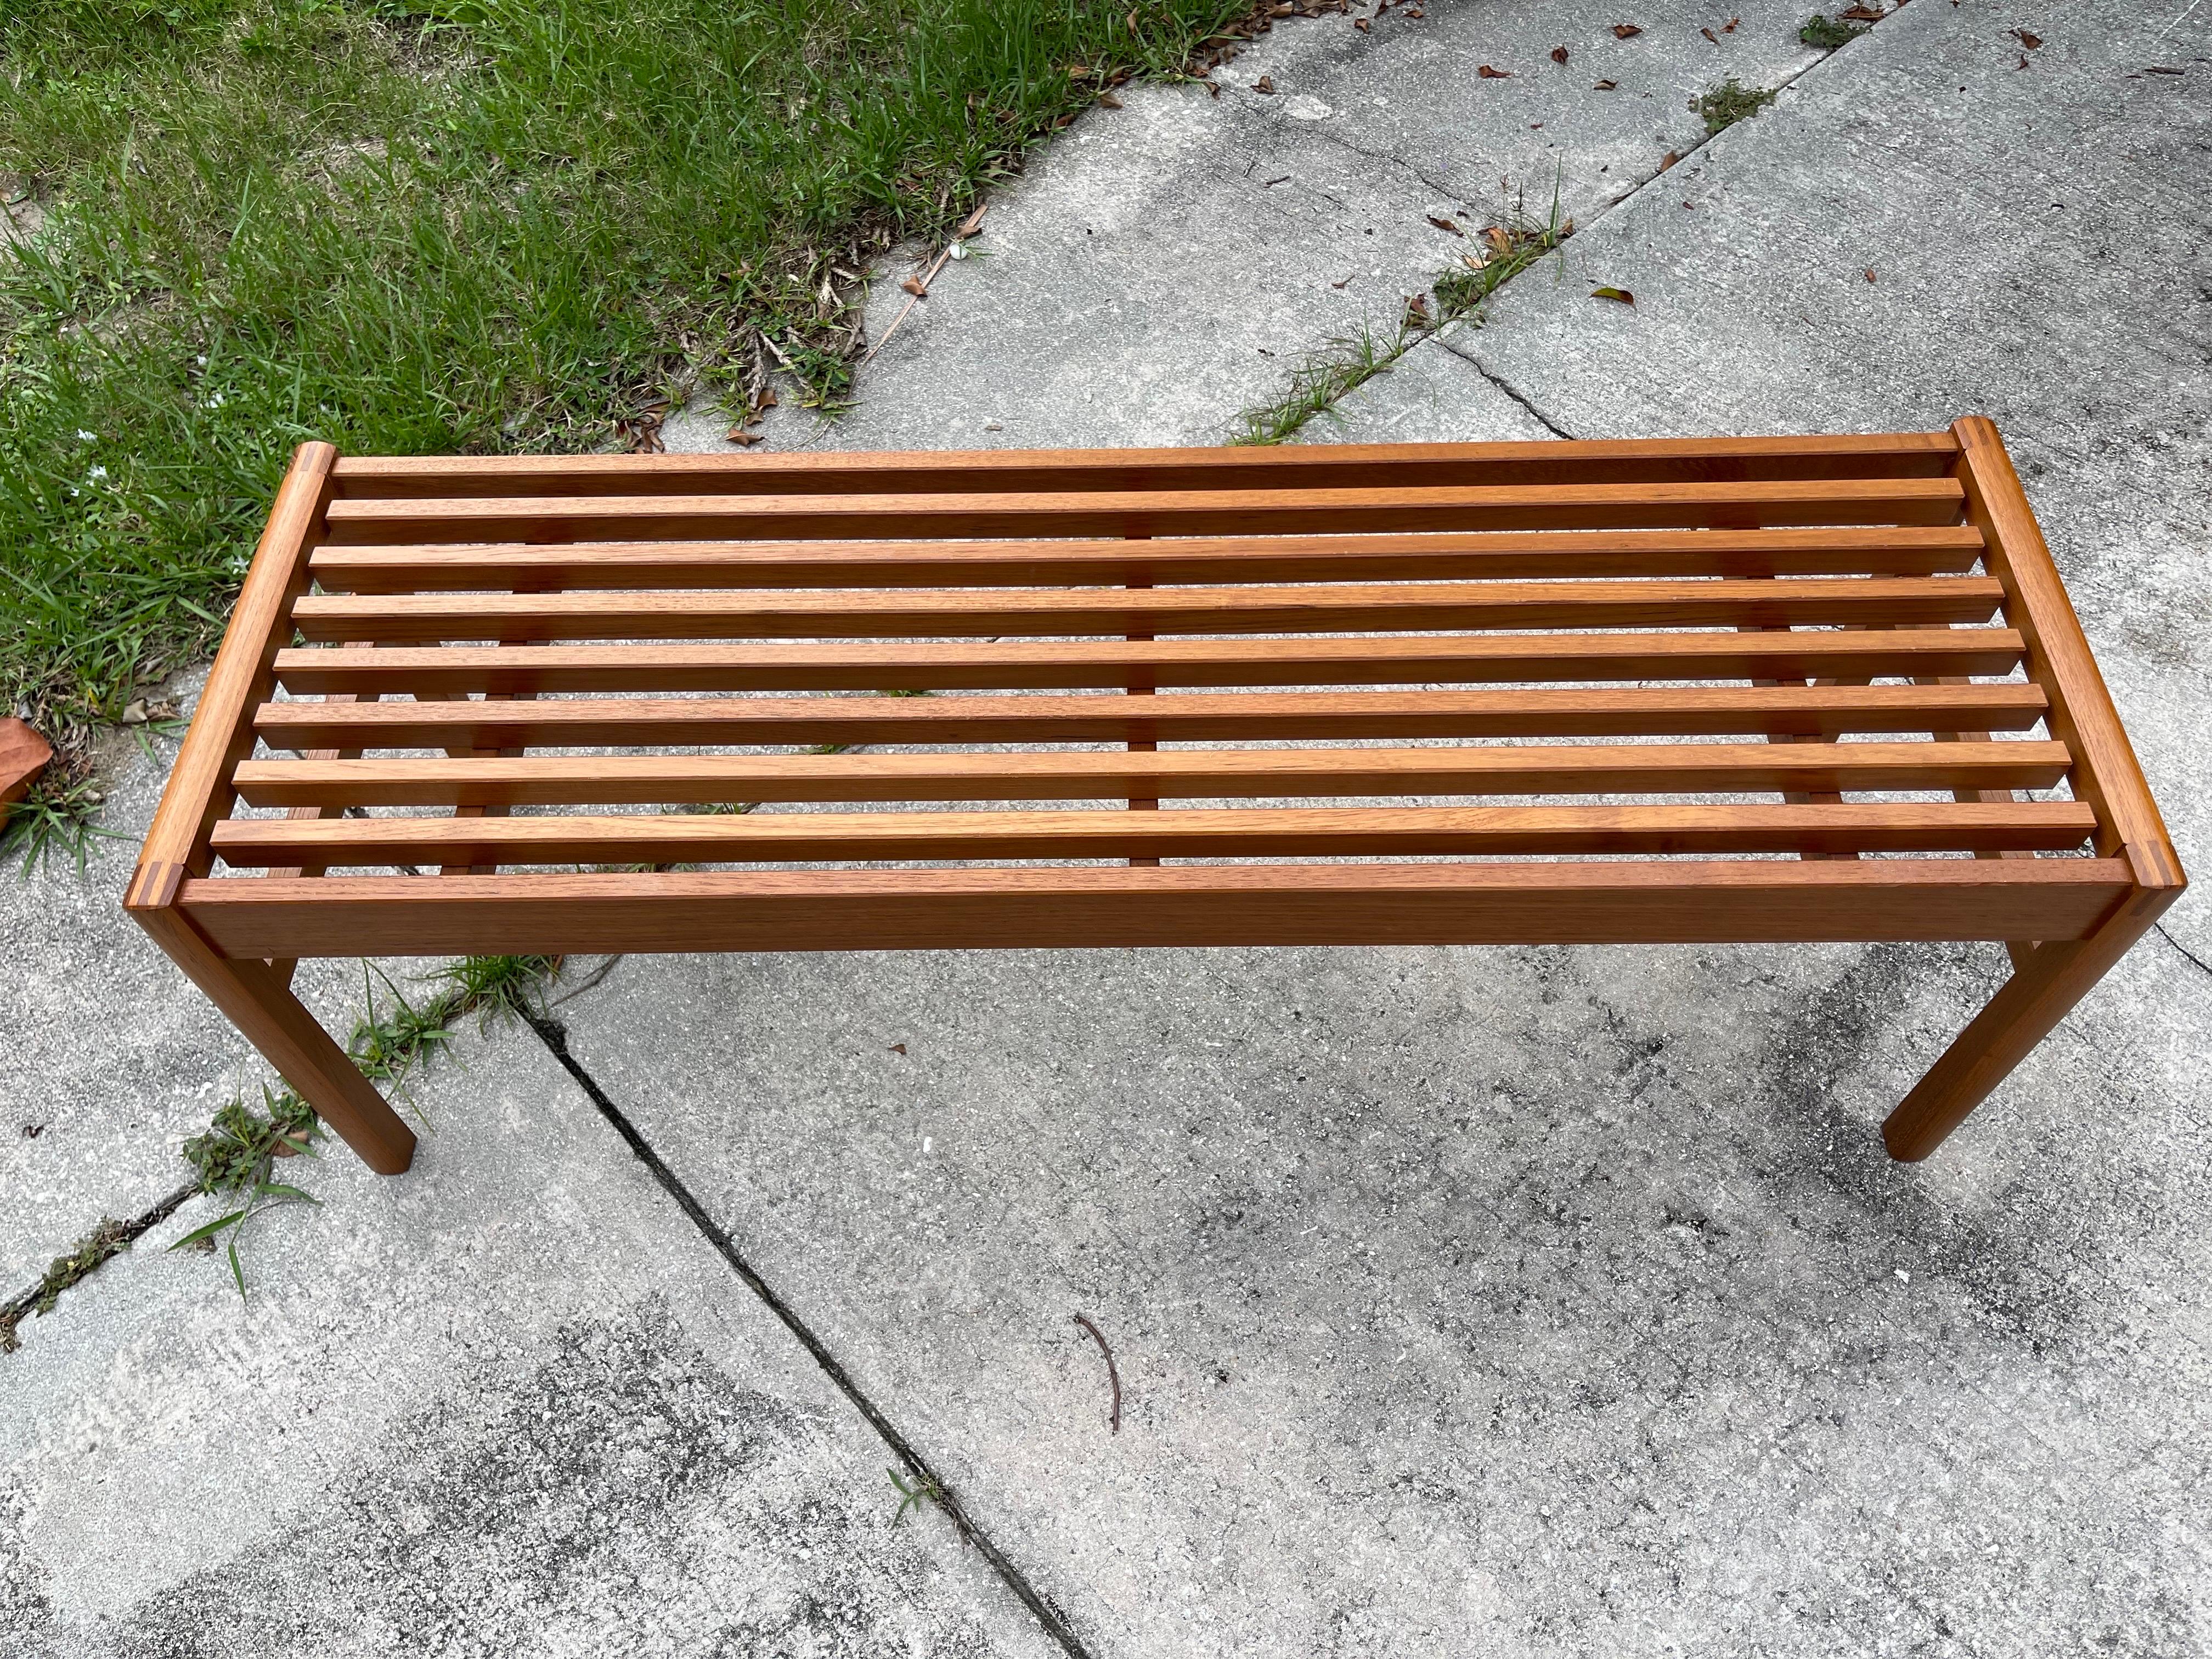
[1883,863,2177,1161]
[135,905,417,1175]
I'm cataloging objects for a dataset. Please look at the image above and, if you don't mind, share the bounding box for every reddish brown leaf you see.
[1593,77,1618,89]
[1590,285,1635,304]
[1252,74,1274,93]
[1864,267,1878,283]
[1353,16,1369,29]
[756,388,778,410]
[1551,44,1570,63]
[1837,3,1881,16]
[1425,213,1465,235]
[1612,22,1643,37]
[727,427,764,446]
[2012,27,2041,47]
[1724,16,1740,31]
[1660,149,1679,169]
[1403,293,1431,325]
[1478,63,1513,77]
[889,1043,907,1054]
[1701,26,1719,43]
[899,275,928,297]
[1331,275,1353,288]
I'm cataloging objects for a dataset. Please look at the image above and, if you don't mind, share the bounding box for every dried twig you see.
[1073,1312,1122,1434]
[861,203,988,364]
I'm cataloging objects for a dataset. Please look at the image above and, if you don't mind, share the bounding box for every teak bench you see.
[126,420,2183,1177]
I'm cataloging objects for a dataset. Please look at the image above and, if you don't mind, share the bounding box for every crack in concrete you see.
[1,1178,196,1349]
[1436,332,1579,437]
[523,1011,1094,1659]
[2155,922,2212,984]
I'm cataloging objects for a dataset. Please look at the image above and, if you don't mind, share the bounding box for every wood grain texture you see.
[174,856,2129,958]
[230,741,2076,810]
[209,801,2096,867]
[129,442,334,890]
[253,682,2053,752]
[288,577,2007,644]
[318,477,1969,545]
[304,524,1988,592]
[326,431,1962,500]
[271,628,2029,696]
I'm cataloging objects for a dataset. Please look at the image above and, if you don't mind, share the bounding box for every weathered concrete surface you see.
[2,1018,1050,1657]
[0,674,436,1291]
[576,0,2212,1653]
[664,0,1831,455]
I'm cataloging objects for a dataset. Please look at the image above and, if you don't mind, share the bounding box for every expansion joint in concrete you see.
[1,1178,197,1346]
[523,1012,1095,1659]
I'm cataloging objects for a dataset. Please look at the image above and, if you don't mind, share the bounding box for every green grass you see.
[0,0,1244,811]
[1799,14,1869,49]
[1692,76,1778,136]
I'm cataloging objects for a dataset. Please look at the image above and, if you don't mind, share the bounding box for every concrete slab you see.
[551,933,2212,1654]
[662,0,1833,455]
[1422,0,2212,952]
[2,1016,1053,1657]
[0,675,439,1291]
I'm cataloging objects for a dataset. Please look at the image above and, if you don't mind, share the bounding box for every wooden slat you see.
[326,432,1962,500]
[230,741,2076,811]
[289,577,2005,644]
[126,442,335,901]
[272,629,2029,697]
[305,524,1989,592]
[173,857,2130,960]
[211,801,2096,868]
[317,477,1969,546]
[255,683,2053,752]
[1954,417,2181,867]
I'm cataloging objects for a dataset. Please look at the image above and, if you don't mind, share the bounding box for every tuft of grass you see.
[1232,179,1569,446]
[0,0,1248,788]
[1,756,122,874]
[1692,77,1778,136]
[1799,14,1869,48]
[424,951,561,1025]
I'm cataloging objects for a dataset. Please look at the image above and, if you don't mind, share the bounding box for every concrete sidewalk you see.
[7,0,2209,1654]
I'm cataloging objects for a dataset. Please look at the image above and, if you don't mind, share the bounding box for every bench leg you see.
[1882,885,2170,1161]
[136,906,417,1175]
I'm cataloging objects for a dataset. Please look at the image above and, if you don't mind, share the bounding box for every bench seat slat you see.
[270,629,2029,696]
[211,801,2096,868]
[289,577,2006,644]
[252,683,2053,751]
[230,742,2076,811]
[326,432,1963,501]
[317,477,1968,545]
[304,525,1989,592]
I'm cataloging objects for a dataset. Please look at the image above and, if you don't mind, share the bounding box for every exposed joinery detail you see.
[129,427,2184,1174]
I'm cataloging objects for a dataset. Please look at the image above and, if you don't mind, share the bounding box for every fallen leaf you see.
[1486,225,1514,256]
[1262,174,1291,186]
[1551,44,1569,63]
[2011,27,2041,47]
[1126,7,1138,32]
[757,388,778,410]
[1331,275,1353,287]
[1252,74,1275,93]
[1612,22,1643,37]
[1590,285,1635,304]
[900,275,928,297]
[1701,26,1719,42]
[1724,16,1740,31]
[1353,16,1369,29]
[1660,149,1679,169]
[1593,77,1618,88]
[727,428,764,446]
[889,1043,907,1054]
[1864,266,1877,282]
[1099,91,1124,108]
[1207,76,1223,93]
[120,700,148,725]
[1406,6,1424,15]
[1838,3,1881,16]
[2145,64,2184,74]
[1426,213,1465,235]
[2016,53,2028,67]
[1478,63,1513,77]
[1403,293,1431,324]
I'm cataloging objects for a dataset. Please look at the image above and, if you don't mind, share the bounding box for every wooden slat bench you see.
[125,419,2183,1177]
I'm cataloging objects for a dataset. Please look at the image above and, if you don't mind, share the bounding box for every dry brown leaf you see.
[1724,16,1740,31]
[1838,3,1881,16]
[1551,44,1569,63]
[900,275,928,297]
[1353,16,1370,29]
[1252,74,1275,93]
[1486,225,1514,256]
[1590,285,1635,304]
[1331,275,1353,288]
[1403,293,1431,325]
[2012,27,2041,47]
[1099,91,1124,108]
[1426,213,1465,235]
[1612,22,1643,37]
[1865,267,1878,283]
[1660,149,1679,169]
[727,427,764,446]
[1478,63,1513,77]
[1701,26,1719,42]
[1126,7,1138,32]
[757,388,778,410]
[1593,77,1618,89]
[889,1042,907,1054]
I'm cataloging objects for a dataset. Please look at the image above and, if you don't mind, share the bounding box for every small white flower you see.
[76,428,96,442]
[200,392,225,409]
[86,464,108,481]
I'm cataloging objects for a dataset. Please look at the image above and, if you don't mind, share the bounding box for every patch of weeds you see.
[347,967,458,1098]
[2,1219,131,1352]
[2,757,122,875]
[1799,14,1869,48]
[172,1084,323,1297]
[1233,177,1569,445]
[888,1465,952,1528]
[1692,77,1778,136]
[426,952,562,1025]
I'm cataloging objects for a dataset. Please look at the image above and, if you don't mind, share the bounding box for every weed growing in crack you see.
[1693,77,1778,136]
[1232,173,1570,445]
[1799,14,1869,48]
[3,759,123,875]
[888,1465,955,1529]
[172,1085,324,1298]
